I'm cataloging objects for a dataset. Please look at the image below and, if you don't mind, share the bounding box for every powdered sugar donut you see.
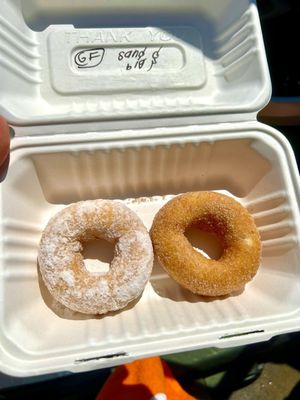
[38,200,153,314]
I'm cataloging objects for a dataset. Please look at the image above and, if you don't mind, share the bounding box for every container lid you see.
[0,0,271,135]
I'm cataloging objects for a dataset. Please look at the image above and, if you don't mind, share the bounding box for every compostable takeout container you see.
[1,0,300,377]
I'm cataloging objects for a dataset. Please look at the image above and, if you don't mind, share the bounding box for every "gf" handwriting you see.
[74,48,105,69]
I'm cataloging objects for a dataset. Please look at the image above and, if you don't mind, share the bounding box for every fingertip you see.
[0,116,10,166]
[0,153,10,183]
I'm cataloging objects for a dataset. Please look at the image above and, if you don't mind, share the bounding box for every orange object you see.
[96,356,196,400]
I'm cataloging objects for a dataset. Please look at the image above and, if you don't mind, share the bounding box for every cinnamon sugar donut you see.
[150,192,261,297]
[38,200,153,314]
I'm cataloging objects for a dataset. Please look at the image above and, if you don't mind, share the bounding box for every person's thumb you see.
[0,117,10,182]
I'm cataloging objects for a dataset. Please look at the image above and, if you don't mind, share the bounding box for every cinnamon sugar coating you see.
[150,192,261,297]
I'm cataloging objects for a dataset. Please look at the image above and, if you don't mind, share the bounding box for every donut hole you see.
[82,238,114,274]
[185,226,223,260]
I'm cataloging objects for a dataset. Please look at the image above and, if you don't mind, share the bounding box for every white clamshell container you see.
[1,0,300,377]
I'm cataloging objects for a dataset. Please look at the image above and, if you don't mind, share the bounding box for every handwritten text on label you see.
[72,46,163,72]
[74,48,105,69]
[118,47,162,72]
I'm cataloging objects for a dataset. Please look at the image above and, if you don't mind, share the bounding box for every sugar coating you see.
[150,191,261,297]
[38,200,153,314]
